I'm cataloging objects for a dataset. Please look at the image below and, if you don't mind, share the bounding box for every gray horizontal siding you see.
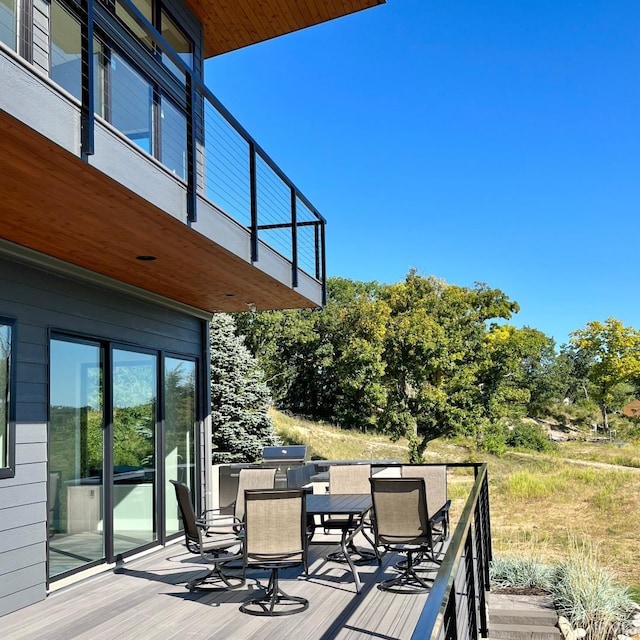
[0,253,204,617]
[0,502,47,531]
[0,543,45,574]
[31,0,50,76]
[0,584,46,617]
[0,523,44,554]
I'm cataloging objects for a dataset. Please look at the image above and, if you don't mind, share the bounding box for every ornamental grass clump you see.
[552,538,636,640]
[490,554,555,591]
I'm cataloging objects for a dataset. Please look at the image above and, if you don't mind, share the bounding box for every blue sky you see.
[206,1,640,347]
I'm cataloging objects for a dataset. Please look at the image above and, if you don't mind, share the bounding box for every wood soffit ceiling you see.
[189,0,386,58]
[0,110,318,314]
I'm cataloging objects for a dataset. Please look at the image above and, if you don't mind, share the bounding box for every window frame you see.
[0,316,16,479]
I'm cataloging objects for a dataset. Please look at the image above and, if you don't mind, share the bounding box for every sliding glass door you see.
[164,357,196,536]
[112,348,158,556]
[49,339,105,578]
[49,337,198,580]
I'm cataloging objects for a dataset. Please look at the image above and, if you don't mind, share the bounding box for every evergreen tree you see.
[210,313,279,463]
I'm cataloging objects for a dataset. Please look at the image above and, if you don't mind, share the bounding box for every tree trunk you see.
[600,403,609,434]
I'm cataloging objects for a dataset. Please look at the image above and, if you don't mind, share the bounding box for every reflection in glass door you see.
[164,357,196,536]
[112,349,157,556]
[49,339,104,579]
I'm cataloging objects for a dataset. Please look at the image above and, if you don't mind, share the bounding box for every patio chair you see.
[170,480,245,591]
[287,465,316,540]
[286,464,314,492]
[233,468,277,523]
[239,488,308,617]
[213,467,278,529]
[324,464,378,563]
[369,477,444,593]
[401,465,451,539]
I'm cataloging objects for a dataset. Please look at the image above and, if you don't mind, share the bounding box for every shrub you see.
[506,419,556,452]
[491,542,637,640]
[477,421,507,456]
[553,538,636,640]
[490,554,554,590]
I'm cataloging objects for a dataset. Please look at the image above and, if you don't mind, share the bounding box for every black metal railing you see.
[410,463,492,640]
[78,0,326,299]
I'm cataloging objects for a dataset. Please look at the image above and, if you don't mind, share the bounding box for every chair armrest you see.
[197,514,243,536]
[430,500,451,537]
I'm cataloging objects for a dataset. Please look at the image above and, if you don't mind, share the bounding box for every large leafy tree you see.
[379,271,519,458]
[481,325,560,418]
[570,318,640,432]
[235,278,388,430]
[210,313,279,463]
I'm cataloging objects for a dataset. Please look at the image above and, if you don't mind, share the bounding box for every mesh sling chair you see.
[401,465,451,539]
[324,464,379,564]
[287,465,316,541]
[232,468,277,524]
[395,465,450,573]
[239,488,309,617]
[170,480,245,591]
[369,477,444,593]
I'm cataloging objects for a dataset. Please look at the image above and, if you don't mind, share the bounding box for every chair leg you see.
[186,561,245,592]
[379,550,434,594]
[240,568,309,617]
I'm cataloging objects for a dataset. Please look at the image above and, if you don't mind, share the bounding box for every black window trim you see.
[0,316,17,479]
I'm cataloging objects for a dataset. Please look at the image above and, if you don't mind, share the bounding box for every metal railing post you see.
[186,75,197,223]
[291,188,298,288]
[249,143,258,263]
[320,221,327,306]
[80,0,95,159]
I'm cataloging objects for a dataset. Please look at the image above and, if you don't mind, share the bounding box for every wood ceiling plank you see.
[0,111,318,312]
[186,0,385,58]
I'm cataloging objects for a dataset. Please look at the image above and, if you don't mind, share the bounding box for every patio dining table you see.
[306,493,374,593]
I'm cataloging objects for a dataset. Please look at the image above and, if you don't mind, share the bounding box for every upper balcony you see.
[0,0,340,312]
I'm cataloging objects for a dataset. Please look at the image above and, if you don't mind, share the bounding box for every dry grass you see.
[558,440,640,468]
[271,410,640,591]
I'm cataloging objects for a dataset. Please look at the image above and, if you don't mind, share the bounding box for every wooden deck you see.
[2,534,442,640]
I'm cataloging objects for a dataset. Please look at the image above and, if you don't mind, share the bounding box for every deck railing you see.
[79,0,326,300]
[410,463,492,640]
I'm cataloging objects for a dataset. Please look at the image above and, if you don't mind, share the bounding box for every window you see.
[160,8,192,79]
[50,0,82,100]
[0,318,15,478]
[115,0,153,49]
[0,0,17,51]
[160,93,186,179]
[109,51,154,154]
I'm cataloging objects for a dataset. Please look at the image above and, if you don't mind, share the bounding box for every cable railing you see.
[410,463,492,640]
[77,0,326,300]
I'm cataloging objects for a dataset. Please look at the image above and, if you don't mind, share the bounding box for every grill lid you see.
[261,445,309,461]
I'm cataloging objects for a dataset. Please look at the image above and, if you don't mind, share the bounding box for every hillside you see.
[272,410,640,591]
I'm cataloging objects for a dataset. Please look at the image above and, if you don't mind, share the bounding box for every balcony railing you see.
[78,0,326,301]
[410,463,492,640]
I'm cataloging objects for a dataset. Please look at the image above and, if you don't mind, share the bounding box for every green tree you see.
[236,278,388,430]
[570,318,640,433]
[379,271,519,459]
[482,325,560,418]
[210,313,279,463]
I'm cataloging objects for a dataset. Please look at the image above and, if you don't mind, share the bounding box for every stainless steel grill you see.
[261,445,310,488]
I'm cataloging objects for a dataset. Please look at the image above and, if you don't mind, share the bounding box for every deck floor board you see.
[2,535,442,639]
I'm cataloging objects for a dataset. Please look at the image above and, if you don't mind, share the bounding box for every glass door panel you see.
[49,339,104,578]
[164,357,196,536]
[112,349,157,555]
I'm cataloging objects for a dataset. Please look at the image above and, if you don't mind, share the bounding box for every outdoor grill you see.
[260,445,310,488]
[217,445,311,506]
